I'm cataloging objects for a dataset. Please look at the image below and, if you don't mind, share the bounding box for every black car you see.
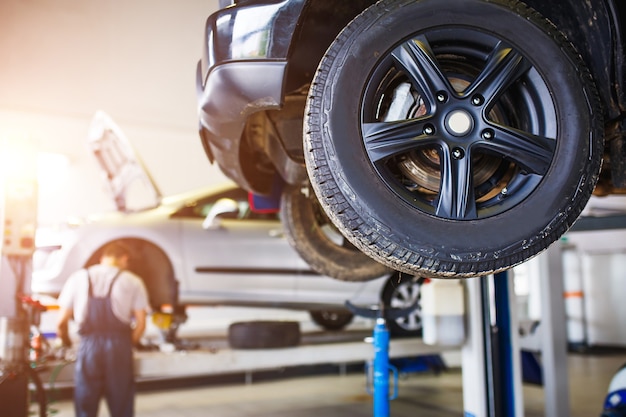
[196,0,626,279]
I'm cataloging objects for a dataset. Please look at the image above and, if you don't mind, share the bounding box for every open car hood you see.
[87,111,162,212]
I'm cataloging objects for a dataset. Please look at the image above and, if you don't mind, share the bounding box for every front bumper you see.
[196,0,306,194]
[197,61,287,192]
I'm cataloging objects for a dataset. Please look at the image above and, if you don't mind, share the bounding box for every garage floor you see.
[42,350,625,417]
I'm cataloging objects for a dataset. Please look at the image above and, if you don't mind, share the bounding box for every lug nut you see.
[436,92,447,103]
[452,148,465,160]
[423,124,435,135]
[482,129,494,140]
[472,95,484,106]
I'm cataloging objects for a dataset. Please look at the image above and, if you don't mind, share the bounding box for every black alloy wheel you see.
[304,0,602,277]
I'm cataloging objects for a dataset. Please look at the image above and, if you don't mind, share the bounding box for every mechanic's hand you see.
[52,345,77,361]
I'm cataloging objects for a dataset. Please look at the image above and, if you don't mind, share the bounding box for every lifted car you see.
[197,0,626,279]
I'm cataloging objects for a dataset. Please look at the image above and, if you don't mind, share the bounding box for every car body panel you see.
[196,0,307,193]
[32,183,387,310]
[197,61,288,193]
[178,216,298,304]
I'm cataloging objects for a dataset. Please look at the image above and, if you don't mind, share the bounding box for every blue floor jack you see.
[346,300,420,417]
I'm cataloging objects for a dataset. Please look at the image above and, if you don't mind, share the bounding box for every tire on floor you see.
[228,320,301,349]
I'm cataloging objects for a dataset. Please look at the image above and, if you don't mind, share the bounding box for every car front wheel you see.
[304,0,603,277]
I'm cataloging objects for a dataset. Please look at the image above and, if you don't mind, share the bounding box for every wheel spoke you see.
[394,301,421,329]
[391,285,416,305]
[363,117,437,162]
[466,41,531,105]
[391,35,454,105]
[480,125,556,175]
[394,313,419,328]
[397,312,420,329]
[436,148,477,219]
[394,286,411,304]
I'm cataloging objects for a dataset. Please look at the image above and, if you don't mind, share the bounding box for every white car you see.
[32,112,424,337]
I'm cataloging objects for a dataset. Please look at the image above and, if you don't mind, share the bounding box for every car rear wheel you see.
[280,184,391,281]
[382,273,424,337]
[304,0,602,277]
[309,309,354,331]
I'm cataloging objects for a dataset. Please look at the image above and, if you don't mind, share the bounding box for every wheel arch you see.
[236,0,380,194]
[284,0,377,92]
[84,237,178,310]
[523,0,624,121]
[287,0,624,120]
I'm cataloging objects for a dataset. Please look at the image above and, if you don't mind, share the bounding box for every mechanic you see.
[56,241,150,417]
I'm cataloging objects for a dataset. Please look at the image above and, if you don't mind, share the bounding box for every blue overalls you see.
[74,270,135,417]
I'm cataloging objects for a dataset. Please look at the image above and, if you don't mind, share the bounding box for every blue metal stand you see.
[346,300,418,417]
[367,317,398,417]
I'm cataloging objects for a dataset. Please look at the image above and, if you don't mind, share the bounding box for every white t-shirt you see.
[57,263,150,325]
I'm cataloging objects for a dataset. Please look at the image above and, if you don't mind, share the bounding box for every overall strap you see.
[86,268,122,297]
[107,270,123,297]
[86,269,93,297]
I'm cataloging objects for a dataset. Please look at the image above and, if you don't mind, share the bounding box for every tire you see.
[304,0,602,278]
[309,309,355,331]
[228,321,301,349]
[382,272,425,337]
[280,184,391,281]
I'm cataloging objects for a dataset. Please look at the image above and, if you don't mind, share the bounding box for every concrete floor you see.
[40,350,625,417]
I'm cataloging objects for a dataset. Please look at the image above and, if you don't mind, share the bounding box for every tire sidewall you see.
[310,0,598,261]
[280,184,391,281]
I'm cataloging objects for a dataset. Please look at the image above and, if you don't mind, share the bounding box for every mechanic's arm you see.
[131,309,147,346]
[56,307,74,348]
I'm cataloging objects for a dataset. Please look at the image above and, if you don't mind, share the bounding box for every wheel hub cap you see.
[445,109,473,136]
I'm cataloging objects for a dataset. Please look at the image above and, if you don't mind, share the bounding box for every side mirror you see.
[202,198,240,229]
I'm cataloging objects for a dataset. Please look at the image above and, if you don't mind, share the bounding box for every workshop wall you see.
[0,0,228,227]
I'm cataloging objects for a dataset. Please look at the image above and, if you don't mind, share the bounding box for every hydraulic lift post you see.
[537,241,570,416]
[0,144,39,417]
[0,257,30,417]
[462,272,524,417]
[463,244,571,417]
